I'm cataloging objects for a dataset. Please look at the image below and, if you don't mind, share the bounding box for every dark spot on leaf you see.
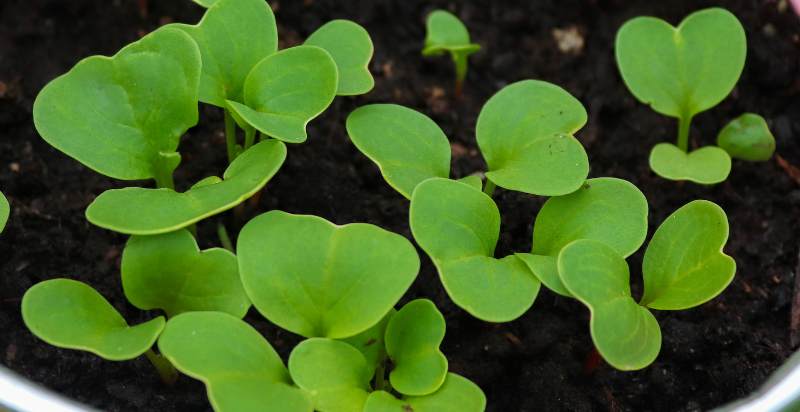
[402,405,414,412]
[365,338,377,346]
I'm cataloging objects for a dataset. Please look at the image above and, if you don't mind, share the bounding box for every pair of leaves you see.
[616,8,746,184]
[347,80,589,199]
[410,178,540,322]
[557,200,736,370]
[422,10,480,84]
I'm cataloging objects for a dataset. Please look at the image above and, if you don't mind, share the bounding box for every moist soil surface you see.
[2,0,800,411]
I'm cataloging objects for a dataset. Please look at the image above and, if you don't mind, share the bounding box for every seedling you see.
[717,113,776,161]
[347,80,589,199]
[616,8,751,183]
[422,10,480,95]
[557,200,736,370]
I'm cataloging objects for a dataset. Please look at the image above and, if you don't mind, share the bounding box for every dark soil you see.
[2,0,800,411]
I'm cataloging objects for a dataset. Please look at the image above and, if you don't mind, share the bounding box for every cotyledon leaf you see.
[363,373,486,412]
[86,139,286,235]
[649,143,731,184]
[717,113,775,162]
[0,191,8,233]
[305,20,374,96]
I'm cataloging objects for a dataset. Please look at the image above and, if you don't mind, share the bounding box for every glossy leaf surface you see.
[305,20,374,96]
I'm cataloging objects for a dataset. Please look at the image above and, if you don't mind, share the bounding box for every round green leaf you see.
[32,27,200,181]
[121,229,249,318]
[476,80,589,196]
[305,20,374,96]
[226,45,338,143]
[518,177,649,297]
[21,279,165,361]
[170,0,277,107]
[238,211,419,339]
[86,139,286,235]
[641,200,736,310]
[649,143,731,184]
[340,310,395,377]
[288,338,372,412]
[410,177,540,322]
[558,240,661,371]
[363,373,486,412]
[159,312,311,412]
[717,113,775,161]
[0,191,8,233]
[385,299,447,396]
[615,8,746,119]
[346,104,451,199]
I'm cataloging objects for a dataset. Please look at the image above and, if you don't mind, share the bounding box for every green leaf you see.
[346,104,451,199]
[86,139,286,235]
[159,312,311,412]
[649,143,731,184]
[170,0,277,107]
[21,279,165,361]
[238,211,419,338]
[476,80,589,196]
[226,46,338,143]
[363,373,486,412]
[641,200,736,310]
[422,10,480,84]
[0,191,8,233]
[717,113,775,161]
[517,178,648,297]
[121,229,249,318]
[32,27,200,181]
[615,8,746,119]
[558,240,661,371]
[192,0,217,7]
[305,20,374,96]
[410,177,540,322]
[340,310,395,377]
[288,338,372,412]
[458,175,483,191]
[385,299,448,396]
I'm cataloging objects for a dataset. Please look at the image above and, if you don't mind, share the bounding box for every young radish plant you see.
[616,7,773,184]
[422,10,480,96]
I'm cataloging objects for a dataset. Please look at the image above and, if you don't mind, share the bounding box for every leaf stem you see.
[483,178,496,197]
[244,125,256,151]
[453,52,468,98]
[145,349,178,385]
[224,109,238,163]
[677,114,692,152]
[374,359,387,391]
[217,221,234,252]
[153,170,174,190]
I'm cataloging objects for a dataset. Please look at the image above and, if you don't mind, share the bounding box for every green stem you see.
[244,125,256,151]
[483,178,496,197]
[153,170,174,190]
[217,221,234,252]
[374,360,387,391]
[145,349,178,385]
[677,114,692,152]
[224,109,238,163]
[453,53,468,98]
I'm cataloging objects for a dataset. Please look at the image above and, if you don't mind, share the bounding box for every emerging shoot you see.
[422,10,480,96]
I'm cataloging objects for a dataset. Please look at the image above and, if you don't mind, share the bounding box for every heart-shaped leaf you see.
[288,338,372,412]
[385,299,448,396]
[558,240,661,371]
[0,191,8,233]
[159,312,311,412]
[238,211,419,339]
[32,27,200,182]
[340,310,395,377]
[476,80,589,196]
[86,139,286,235]
[649,143,731,184]
[615,8,746,119]
[410,177,540,322]
[346,104,451,199]
[226,45,338,143]
[363,373,486,412]
[170,0,277,107]
[22,279,165,361]
[717,113,775,161]
[641,200,736,310]
[305,20,374,96]
[121,229,249,318]
[422,10,480,84]
[517,178,648,297]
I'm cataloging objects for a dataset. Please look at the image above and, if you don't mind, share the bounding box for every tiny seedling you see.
[557,200,736,370]
[422,10,480,95]
[616,8,753,184]
[717,113,776,161]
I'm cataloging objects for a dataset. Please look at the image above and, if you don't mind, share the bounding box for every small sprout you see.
[288,338,373,411]
[364,373,486,412]
[615,8,746,184]
[422,10,480,95]
[121,229,250,318]
[385,299,448,396]
[477,80,589,196]
[517,177,648,297]
[346,104,451,199]
[32,27,200,188]
[305,20,375,96]
[410,177,540,322]
[159,312,311,412]
[557,200,736,370]
[717,113,776,161]
[86,139,286,235]
[22,279,165,361]
[237,210,420,338]
[0,190,8,233]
